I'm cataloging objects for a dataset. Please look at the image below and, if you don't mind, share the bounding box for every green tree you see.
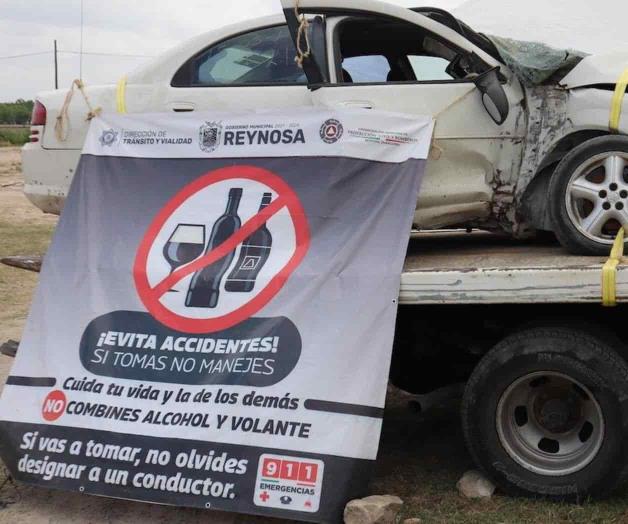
[0,100,34,124]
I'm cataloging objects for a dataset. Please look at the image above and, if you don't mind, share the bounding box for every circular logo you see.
[319,119,343,144]
[42,390,67,421]
[99,129,119,147]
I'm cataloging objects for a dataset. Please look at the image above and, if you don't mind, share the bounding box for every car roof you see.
[128,14,286,84]
[127,7,501,85]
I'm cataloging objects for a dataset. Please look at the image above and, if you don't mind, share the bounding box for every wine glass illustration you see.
[163,224,206,292]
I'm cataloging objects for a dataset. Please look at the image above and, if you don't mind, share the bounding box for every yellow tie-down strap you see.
[116,76,127,114]
[602,228,625,306]
[609,67,628,133]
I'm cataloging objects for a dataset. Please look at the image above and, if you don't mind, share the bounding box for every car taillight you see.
[31,100,46,126]
[30,101,46,143]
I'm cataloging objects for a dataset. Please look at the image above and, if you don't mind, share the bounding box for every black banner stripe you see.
[304,399,384,419]
[6,376,56,387]
[0,421,375,523]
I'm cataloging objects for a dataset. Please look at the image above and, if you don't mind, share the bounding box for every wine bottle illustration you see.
[225,192,273,293]
[185,188,242,308]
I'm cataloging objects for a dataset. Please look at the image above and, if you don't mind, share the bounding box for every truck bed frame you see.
[400,231,625,305]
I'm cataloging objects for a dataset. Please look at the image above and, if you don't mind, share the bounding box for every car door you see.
[162,22,322,114]
[282,0,526,230]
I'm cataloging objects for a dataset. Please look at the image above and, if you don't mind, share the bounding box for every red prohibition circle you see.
[133,165,310,334]
[42,390,67,422]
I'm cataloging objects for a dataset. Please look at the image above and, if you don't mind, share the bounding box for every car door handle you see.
[169,102,195,112]
[338,101,373,109]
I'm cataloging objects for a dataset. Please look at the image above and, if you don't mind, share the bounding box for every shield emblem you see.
[199,121,222,152]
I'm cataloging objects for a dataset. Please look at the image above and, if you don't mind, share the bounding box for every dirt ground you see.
[3,147,628,523]
[0,148,56,344]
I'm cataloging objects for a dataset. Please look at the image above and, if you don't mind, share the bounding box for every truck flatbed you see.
[400,231,626,304]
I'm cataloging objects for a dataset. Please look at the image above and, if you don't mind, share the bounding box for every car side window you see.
[172,25,307,87]
[341,55,390,83]
[408,56,453,81]
[335,17,468,84]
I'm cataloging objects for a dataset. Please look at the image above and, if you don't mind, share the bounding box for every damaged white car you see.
[22,0,628,255]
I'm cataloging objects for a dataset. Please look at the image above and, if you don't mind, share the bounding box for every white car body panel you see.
[162,85,313,114]
[310,81,525,227]
[567,88,628,135]
[22,141,80,214]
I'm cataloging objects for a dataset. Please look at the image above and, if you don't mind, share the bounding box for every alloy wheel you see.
[565,152,628,245]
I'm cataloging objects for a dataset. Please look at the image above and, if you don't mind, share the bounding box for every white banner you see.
[0,108,433,522]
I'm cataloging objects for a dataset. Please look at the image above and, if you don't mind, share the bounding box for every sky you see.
[3,0,628,103]
[455,0,628,56]
[0,0,466,102]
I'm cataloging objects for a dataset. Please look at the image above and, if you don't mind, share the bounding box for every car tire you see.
[548,135,628,255]
[461,327,628,500]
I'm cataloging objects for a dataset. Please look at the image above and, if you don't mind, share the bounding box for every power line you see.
[0,51,51,60]
[0,50,154,60]
[61,50,154,58]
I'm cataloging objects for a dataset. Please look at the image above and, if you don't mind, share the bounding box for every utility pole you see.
[54,40,58,89]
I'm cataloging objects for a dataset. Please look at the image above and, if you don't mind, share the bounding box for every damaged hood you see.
[560,52,628,88]
[488,36,585,86]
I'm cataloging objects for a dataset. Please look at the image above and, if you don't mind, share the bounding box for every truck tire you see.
[461,327,628,500]
[548,135,628,255]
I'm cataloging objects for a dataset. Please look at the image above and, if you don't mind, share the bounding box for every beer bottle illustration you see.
[225,192,273,293]
[185,187,242,308]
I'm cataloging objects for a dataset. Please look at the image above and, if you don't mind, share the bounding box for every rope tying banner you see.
[602,228,625,306]
[293,0,311,68]
[54,79,102,142]
[609,67,628,133]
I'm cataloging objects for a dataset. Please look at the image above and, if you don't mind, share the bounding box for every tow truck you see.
[391,229,628,500]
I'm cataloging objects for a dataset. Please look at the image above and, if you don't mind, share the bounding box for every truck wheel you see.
[461,327,628,500]
[548,135,628,255]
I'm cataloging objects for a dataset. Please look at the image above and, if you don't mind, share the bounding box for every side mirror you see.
[473,67,509,125]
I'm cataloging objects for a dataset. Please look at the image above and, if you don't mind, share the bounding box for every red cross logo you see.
[259,491,270,503]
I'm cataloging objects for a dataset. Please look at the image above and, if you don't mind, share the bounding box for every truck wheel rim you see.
[565,152,628,245]
[496,371,604,476]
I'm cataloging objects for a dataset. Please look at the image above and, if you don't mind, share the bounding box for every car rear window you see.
[172,25,307,87]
